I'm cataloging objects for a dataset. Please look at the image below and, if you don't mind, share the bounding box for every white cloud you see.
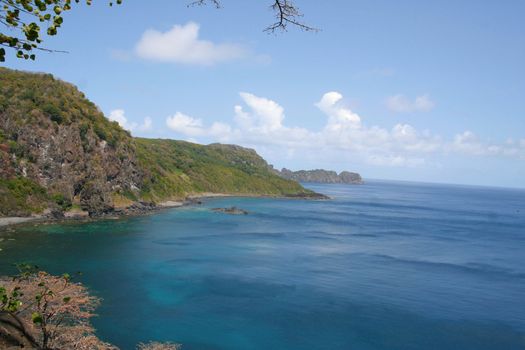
[166,112,205,136]
[141,117,153,132]
[386,94,435,113]
[135,22,246,65]
[166,112,233,142]
[235,92,285,132]
[452,130,481,154]
[316,92,361,130]
[163,92,437,167]
[367,155,426,167]
[108,109,152,133]
[209,122,232,138]
[162,92,524,168]
[108,109,127,128]
[448,130,524,158]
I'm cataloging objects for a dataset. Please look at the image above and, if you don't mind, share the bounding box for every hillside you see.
[135,140,308,202]
[0,68,317,217]
[275,168,363,184]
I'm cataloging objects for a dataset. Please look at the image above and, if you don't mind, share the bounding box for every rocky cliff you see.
[0,68,317,217]
[275,168,363,184]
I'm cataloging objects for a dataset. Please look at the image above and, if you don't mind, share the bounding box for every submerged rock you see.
[284,192,330,200]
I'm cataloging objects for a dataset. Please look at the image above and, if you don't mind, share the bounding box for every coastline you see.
[0,191,328,230]
[0,216,46,227]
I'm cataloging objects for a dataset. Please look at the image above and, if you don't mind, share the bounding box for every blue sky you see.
[3,0,525,188]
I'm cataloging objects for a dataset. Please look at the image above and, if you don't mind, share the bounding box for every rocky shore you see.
[0,191,328,229]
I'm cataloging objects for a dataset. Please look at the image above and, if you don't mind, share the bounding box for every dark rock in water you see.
[212,206,249,215]
[284,192,330,200]
[185,198,203,205]
[274,168,363,184]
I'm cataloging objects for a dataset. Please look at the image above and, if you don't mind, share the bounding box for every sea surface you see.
[1,180,525,350]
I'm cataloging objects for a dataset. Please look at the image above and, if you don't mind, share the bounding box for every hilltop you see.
[0,68,320,218]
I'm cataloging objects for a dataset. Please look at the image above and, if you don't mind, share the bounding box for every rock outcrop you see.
[212,207,249,215]
[275,168,363,184]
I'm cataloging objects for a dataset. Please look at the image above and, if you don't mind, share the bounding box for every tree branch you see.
[0,311,40,348]
[187,0,317,32]
[188,0,221,8]
[265,0,318,33]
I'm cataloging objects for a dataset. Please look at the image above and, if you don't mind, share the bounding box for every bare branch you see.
[265,0,318,33]
[186,0,317,33]
[0,272,108,349]
[188,0,221,9]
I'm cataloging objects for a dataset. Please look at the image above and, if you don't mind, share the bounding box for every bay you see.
[1,180,524,349]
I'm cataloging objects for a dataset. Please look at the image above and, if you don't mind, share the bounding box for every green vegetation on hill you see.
[0,68,315,217]
[136,139,308,201]
[0,177,48,216]
[0,67,130,147]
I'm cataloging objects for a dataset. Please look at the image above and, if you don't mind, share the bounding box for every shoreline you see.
[0,216,46,227]
[0,191,329,230]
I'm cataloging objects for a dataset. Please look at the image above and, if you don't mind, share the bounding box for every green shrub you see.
[42,103,63,124]
[52,193,72,211]
[8,140,22,157]
[94,125,107,141]
[79,123,89,141]
[20,88,36,102]
[0,95,7,112]
[107,135,118,148]
[0,177,49,215]
[6,177,46,197]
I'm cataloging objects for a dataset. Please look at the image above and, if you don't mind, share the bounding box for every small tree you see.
[0,268,116,349]
[0,267,182,349]
[0,0,122,62]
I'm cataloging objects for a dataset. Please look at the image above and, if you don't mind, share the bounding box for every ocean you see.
[1,180,524,349]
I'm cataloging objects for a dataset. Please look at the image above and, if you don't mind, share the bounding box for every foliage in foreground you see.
[0,0,313,62]
[0,0,122,62]
[0,267,180,349]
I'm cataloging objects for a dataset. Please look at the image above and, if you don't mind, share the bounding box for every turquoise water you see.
[1,180,525,349]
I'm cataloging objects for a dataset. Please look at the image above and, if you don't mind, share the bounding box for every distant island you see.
[0,68,325,221]
[274,168,363,184]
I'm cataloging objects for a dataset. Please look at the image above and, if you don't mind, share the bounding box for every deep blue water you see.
[1,180,525,349]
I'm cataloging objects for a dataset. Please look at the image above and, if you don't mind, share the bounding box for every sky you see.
[2,0,525,188]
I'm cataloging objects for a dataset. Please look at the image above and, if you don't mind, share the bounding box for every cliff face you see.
[0,68,143,216]
[0,68,314,217]
[276,168,363,184]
